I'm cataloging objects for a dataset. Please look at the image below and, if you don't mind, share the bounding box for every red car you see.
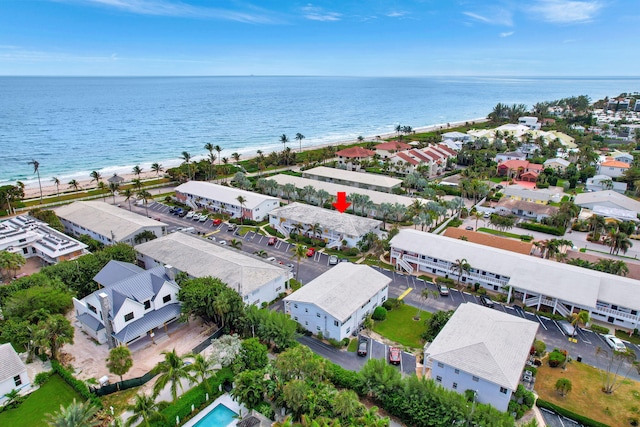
[306,247,316,257]
[267,237,277,246]
[388,347,401,365]
[212,218,222,225]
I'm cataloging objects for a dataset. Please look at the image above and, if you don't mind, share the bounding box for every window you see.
[437,362,444,368]
[14,375,22,387]
[294,317,298,321]
[144,300,151,310]
[162,294,171,303]
[454,369,459,374]
[436,376,442,383]
[124,312,134,322]
[500,387,508,394]
[276,286,282,292]
[382,295,386,302]
[294,304,298,309]
[305,321,308,326]
[22,248,28,254]
[452,382,458,389]
[334,320,339,327]
[472,376,479,382]
[346,327,350,334]
[88,304,97,314]
[316,326,321,331]
[305,308,308,313]
[316,313,321,318]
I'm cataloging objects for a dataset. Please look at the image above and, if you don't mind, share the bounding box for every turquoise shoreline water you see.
[1,76,639,187]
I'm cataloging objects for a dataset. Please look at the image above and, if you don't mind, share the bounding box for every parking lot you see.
[136,201,640,381]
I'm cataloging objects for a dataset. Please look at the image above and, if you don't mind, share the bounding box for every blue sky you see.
[0,0,638,76]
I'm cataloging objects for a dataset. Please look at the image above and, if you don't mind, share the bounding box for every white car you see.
[199,214,208,222]
[603,334,626,352]
[185,211,195,219]
[328,255,338,265]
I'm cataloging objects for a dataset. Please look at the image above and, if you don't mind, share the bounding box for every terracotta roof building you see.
[443,228,534,255]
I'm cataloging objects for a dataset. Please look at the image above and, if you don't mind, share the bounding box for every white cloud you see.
[386,11,406,18]
[500,31,514,37]
[57,0,276,23]
[302,4,341,21]
[528,0,604,24]
[462,9,513,26]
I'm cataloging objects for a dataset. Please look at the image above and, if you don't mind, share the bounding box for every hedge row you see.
[51,361,102,408]
[518,222,565,236]
[150,367,234,427]
[536,398,611,427]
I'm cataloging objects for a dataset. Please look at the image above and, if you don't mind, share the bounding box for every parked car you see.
[388,346,401,365]
[178,211,189,218]
[328,255,338,265]
[604,334,626,352]
[191,213,201,221]
[465,226,474,230]
[339,258,350,263]
[227,224,237,232]
[306,247,316,257]
[172,208,183,216]
[267,237,277,246]
[479,295,495,308]
[185,211,195,219]
[266,256,277,262]
[169,207,177,214]
[199,214,208,222]
[285,263,295,271]
[557,320,576,337]
[212,218,222,225]
[357,339,368,357]
[439,285,449,296]
[218,240,227,245]
[483,212,490,218]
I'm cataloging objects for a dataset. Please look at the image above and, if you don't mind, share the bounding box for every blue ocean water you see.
[1,76,638,186]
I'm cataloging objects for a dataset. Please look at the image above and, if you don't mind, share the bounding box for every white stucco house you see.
[424,303,538,412]
[175,181,280,222]
[135,232,291,306]
[73,260,181,347]
[495,151,526,164]
[585,175,627,194]
[56,201,167,246]
[269,202,383,249]
[284,263,390,340]
[597,160,630,178]
[0,343,31,406]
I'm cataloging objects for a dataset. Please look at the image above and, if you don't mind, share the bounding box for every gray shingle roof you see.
[284,263,390,322]
[426,303,538,390]
[0,343,27,383]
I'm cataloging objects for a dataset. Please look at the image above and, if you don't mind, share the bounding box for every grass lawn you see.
[536,361,640,426]
[347,338,358,353]
[373,304,429,349]
[0,375,83,427]
[616,329,640,346]
[100,386,141,416]
[477,227,523,239]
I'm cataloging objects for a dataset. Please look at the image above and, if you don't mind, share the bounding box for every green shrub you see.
[372,306,387,321]
[520,235,534,242]
[51,361,102,408]
[533,339,546,356]
[418,275,433,283]
[589,324,609,334]
[34,371,52,386]
[382,300,394,310]
[382,298,403,310]
[536,399,611,427]
[325,361,361,391]
[548,349,567,368]
[526,366,537,377]
[255,401,274,419]
[518,222,565,236]
[435,277,455,286]
[327,338,345,348]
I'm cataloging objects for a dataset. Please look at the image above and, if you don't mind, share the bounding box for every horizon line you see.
[1,74,639,79]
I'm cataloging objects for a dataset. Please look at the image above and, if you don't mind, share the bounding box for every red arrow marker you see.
[332,192,351,213]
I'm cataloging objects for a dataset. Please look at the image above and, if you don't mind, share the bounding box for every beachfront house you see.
[175,181,279,222]
[284,263,390,340]
[494,151,526,164]
[0,215,88,265]
[72,260,181,348]
[268,202,383,249]
[424,303,538,412]
[389,228,640,331]
[56,201,167,246]
[334,147,375,171]
[374,141,412,159]
[518,116,541,130]
[0,343,31,406]
[135,232,290,306]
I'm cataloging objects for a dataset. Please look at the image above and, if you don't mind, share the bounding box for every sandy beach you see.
[21,117,486,200]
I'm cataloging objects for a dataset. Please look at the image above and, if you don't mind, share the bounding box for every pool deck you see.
[182,393,245,427]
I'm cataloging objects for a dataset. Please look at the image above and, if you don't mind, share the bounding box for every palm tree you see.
[137,190,152,217]
[3,388,21,408]
[570,310,590,335]
[204,142,215,180]
[68,179,80,191]
[450,258,471,287]
[151,349,195,402]
[125,393,166,427]
[151,162,163,178]
[52,177,61,200]
[106,345,133,383]
[132,165,143,180]
[122,188,134,211]
[89,170,102,185]
[232,152,241,164]
[108,182,120,204]
[230,239,242,250]
[236,195,247,225]
[29,159,43,203]
[295,133,305,153]
[254,249,268,258]
[191,353,215,394]
[97,181,108,201]
[180,151,192,180]
[291,244,307,279]
[214,145,223,168]
[46,399,99,427]
[280,134,289,165]
[131,178,143,191]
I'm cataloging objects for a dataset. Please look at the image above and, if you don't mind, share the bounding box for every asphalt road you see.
[136,201,640,381]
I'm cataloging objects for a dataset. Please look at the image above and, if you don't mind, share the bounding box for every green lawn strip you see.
[347,338,358,352]
[100,386,141,416]
[0,375,83,427]
[615,329,640,345]
[237,226,255,236]
[477,227,523,239]
[585,247,638,260]
[373,304,429,349]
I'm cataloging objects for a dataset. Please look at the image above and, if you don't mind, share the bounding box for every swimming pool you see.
[193,403,238,427]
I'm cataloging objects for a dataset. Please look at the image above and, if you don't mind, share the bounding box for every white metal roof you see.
[135,232,289,296]
[55,201,166,242]
[284,263,390,322]
[303,166,402,190]
[390,229,640,309]
[426,303,538,390]
[574,191,640,214]
[175,181,278,210]
[270,202,381,238]
[269,174,420,207]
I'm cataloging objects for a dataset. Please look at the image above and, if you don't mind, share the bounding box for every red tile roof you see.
[409,149,430,162]
[601,160,630,169]
[498,159,530,169]
[437,144,457,156]
[335,147,375,158]
[375,141,412,151]
[395,152,419,165]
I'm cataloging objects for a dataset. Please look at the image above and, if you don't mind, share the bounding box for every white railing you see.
[524,296,539,307]
[326,240,341,249]
[596,306,639,321]
[274,224,289,238]
[397,257,414,274]
[402,254,509,286]
[555,303,570,317]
